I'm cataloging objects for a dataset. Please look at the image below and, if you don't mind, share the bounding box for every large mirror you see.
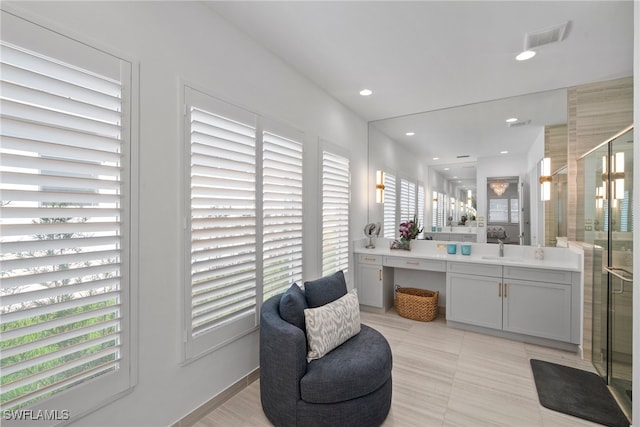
[368,88,567,246]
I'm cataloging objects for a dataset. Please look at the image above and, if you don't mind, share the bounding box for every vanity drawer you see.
[503,266,573,284]
[448,261,502,278]
[358,254,383,265]
[384,256,446,272]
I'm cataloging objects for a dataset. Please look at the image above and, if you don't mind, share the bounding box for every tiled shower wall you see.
[564,76,633,360]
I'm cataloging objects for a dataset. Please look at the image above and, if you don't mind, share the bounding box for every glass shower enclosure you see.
[580,125,633,419]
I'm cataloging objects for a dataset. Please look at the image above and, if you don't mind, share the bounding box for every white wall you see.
[3,2,369,426]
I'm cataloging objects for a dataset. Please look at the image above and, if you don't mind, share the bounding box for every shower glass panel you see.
[582,126,633,420]
[608,129,633,417]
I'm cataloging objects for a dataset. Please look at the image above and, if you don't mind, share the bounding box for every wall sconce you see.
[490,181,510,196]
[595,185,604,209]
[375,170,385,203]
[613,152,625,200]
[602,152,625,201]
[539,157,551,201]
[467,189,472,208]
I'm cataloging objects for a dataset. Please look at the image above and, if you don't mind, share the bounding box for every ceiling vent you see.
[507,120,531,128]
[524,21,570,51]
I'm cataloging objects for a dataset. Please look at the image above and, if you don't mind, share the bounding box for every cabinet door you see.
[446,273,502,330]
[502,279,571,342]
[356,263,383,308]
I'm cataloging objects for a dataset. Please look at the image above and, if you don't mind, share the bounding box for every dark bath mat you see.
[530,359,628,427]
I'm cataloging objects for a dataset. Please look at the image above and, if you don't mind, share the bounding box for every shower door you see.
[583,126,633,420]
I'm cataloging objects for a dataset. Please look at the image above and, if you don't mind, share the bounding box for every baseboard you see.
[172,368,260,427]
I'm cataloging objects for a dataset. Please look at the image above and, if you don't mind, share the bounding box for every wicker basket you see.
[395,287,439,322]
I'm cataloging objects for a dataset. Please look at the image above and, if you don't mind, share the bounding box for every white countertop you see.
[355,238,583,272]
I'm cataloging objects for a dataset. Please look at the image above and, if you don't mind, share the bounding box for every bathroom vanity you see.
[354,238,583,351]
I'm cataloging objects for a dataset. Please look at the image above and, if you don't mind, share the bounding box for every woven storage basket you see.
[395,287,438,322]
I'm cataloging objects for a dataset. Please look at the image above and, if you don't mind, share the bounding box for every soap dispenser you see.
[535,244,544,261]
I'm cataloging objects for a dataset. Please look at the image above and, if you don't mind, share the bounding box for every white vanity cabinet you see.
[355,254,393,310]
[446,262,503,329]
[446,262,577,344]
[502,266,573,342]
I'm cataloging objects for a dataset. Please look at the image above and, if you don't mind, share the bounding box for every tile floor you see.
[193,308,609,427]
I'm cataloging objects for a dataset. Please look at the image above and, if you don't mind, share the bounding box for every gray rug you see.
[530,359,628,427]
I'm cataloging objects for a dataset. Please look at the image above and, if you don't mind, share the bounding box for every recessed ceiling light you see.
[432,157,439,160]
[444,167,450,171]
[453,176,458,179]
[500,150,509,154]
[516,50,536,61]
[359,89,373,96]
[405,132,415,136]
[506,117,518,123]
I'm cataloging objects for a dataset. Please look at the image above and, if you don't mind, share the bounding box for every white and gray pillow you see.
[304,289,361,361]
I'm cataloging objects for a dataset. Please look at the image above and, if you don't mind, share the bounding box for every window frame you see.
[0,9,138,420]
[182,86,304,362]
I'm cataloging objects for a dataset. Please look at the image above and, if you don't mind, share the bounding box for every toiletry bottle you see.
[535,244,544,260]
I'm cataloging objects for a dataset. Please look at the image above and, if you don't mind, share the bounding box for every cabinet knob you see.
[406,261,419,265]
[364,257,376,262]
[504,283,508,298]
[498,282,502,297]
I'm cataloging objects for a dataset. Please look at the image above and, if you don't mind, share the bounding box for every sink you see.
[481,256,524,262]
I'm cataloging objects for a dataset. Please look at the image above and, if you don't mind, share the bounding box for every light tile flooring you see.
[194,309,607,427]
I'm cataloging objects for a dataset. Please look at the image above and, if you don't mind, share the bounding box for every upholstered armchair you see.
[260,271,392,427]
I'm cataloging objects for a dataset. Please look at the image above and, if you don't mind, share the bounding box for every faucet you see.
[498,239,504,257]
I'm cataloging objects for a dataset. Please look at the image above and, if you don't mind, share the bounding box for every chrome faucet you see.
[498,239,504,257]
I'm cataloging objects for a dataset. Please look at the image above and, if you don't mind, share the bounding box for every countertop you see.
[354,238,583,272]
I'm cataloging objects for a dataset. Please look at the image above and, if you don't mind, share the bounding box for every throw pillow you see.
[304,270,347,308]
[304,289,361,361]
[279,283,307,331]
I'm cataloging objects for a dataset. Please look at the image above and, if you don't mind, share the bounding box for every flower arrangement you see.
[392,215,423,250]
[399,215,423,241]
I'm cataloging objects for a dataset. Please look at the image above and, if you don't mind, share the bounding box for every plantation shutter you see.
[438,192,446,226]
[262,128,303,301]
[432,191,438,228]
[383,173,396,238]
[400,178,416,222]
[186,89,257,358]
[0,39,131,412]
[321,150,350,277]
[417,184,425,230]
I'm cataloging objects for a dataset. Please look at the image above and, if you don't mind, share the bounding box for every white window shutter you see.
[417,184,425,229]
[321,150,350,277]
[186,93,258,358]
[383,173,396,238]
[262,130,303,301]
[0,39,132,414]
[400,178,416,222]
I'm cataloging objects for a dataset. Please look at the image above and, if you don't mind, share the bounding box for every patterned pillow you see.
[304,289,361,361]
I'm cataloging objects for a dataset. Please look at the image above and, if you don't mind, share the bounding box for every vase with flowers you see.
[391,215,423,250]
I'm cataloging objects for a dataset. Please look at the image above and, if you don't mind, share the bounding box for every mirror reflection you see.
[368,89,567,246]
[545,166,568,246]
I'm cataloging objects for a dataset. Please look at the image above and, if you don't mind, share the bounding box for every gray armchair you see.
[260,272,392,427]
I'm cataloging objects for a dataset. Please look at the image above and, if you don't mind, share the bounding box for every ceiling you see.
[206,1,634,182]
